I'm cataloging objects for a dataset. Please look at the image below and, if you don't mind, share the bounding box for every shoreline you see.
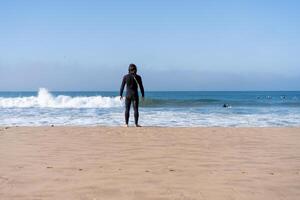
[2,125,300,128]
[1,127,300,199]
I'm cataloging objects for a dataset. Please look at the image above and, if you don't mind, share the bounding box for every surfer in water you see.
[120,64,145,127]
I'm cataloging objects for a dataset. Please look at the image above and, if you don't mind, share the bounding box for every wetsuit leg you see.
[133,96,139,125]
[125,97,132,124]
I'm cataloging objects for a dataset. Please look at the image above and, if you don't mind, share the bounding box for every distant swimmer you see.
[223,104,230,108]
[280,95,286,99]
[120,64,145,127]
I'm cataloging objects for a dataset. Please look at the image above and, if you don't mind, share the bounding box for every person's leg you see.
[133,96,140,126]
[125,97,131,125]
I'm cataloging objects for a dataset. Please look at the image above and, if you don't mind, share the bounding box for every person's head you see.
[128,63,137,74]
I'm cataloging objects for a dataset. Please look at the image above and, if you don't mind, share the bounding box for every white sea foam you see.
[0,88,122,108]
[1,108,300,127]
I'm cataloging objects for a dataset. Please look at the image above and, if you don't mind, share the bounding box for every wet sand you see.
[1,127,300,200]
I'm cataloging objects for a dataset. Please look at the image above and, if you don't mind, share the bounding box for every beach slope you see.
[1,127,300,200]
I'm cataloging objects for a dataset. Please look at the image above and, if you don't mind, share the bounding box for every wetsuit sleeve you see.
[120,76,126,97]
[137,76,144,97]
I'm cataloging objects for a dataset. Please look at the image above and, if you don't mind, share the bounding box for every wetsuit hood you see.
[128,64,137,74]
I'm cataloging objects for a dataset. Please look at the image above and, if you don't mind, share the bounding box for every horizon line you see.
[0,90,299,92]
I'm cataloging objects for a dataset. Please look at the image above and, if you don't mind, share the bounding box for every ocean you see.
[0,88,299,127]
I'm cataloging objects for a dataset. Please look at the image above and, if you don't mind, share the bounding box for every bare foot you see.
[124,124,129,127]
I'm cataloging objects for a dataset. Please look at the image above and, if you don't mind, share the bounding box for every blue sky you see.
[0,0,299,91]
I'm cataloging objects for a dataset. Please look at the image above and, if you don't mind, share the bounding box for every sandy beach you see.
[0,127,300,200]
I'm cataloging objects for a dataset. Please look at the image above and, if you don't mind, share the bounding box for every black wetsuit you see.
[120,73,144,125]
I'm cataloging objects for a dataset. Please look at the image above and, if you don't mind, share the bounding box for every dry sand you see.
[0,127,300,200]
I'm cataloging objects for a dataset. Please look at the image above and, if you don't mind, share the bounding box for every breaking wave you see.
[0,88,122,108]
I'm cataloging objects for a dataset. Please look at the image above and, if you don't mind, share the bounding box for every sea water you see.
[0,88,299,127]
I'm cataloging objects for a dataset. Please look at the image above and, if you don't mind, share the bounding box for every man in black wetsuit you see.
[120,64,145,127]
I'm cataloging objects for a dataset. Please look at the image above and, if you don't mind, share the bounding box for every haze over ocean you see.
[0,0,300,91]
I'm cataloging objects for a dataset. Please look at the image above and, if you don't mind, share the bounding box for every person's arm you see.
[120,75,126,99]
[137,75,144,98]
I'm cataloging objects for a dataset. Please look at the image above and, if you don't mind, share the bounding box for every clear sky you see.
[0,0,300,91]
